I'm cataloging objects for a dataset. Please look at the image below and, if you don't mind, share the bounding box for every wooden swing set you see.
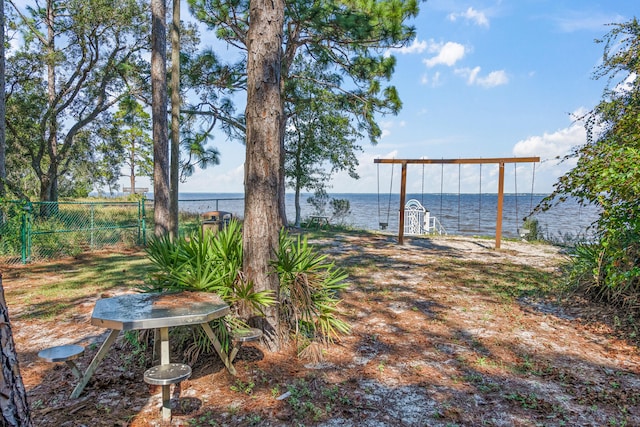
[374,157,540,248]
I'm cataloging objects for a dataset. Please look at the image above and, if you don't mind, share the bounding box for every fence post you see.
[20,202,32,264]
[90,203,95,249]
[139,198,146,246]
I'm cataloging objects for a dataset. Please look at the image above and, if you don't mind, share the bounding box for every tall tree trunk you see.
[0,0,5,200]
[243,0,285,350]
[294,183,301,227]
[169,0,181,241]
[42,0,58,207]
[151,0,170,236]
[278,121,288,227]
[0,275,34,427]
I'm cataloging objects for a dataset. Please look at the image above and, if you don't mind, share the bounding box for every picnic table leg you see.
[158,327,172,422]
[159,327,170,364]
[70,329,120,399]
[200,323,236,376]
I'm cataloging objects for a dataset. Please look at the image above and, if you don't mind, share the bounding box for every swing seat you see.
[379,222,388,230]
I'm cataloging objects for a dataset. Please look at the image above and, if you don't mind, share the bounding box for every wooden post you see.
[398,162,407,245]
[496,162,505,249]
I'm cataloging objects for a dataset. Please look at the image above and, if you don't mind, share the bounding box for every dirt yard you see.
[4,232,639,426]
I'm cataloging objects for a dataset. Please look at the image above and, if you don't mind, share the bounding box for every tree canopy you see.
[545,18,640,308]
[548,19,640,226]
[5,0,149,202]
[187,0,419,222]
[285,58,362,226]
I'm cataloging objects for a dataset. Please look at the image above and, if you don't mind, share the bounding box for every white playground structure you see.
[403,199,446,236]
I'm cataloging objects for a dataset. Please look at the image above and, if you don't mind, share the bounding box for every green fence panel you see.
[0,199,146,266]
[0,201,28,265]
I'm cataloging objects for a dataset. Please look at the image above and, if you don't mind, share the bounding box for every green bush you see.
[144,220,351,361]
[144,219,274,313]
[143,219,275,359]
[274,230,350,359]
[565,221,640,309]
[0,201,25,258]
[520,217,543,241]
[329,199,351,224]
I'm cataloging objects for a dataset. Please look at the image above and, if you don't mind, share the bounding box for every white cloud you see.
[478,70,509,87]
[448,7,490,28]
[511,115,588,191]
[433,71,442,86]
[380,120,407,138]
[421,71,442,87]
[179,163,246,193]
[513,124,584,159]
[423,42,466,68]
[456,66,481,84]
[385,38,429,57]
[612,72,637,95]
[455,67,509,87]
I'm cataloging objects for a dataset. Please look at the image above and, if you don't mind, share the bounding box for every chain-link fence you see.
[147,197,245,237]
[0,199,146,266]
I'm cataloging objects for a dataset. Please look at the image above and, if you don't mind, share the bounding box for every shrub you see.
[144,221,351,361]
[329,199,351,224]
[565,223,640,310]
[520,217,542,241]
[143,219,275,359]
[274,230,350,360]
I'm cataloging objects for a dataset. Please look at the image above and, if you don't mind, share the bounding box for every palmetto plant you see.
[144,221,350,361]
[144,219,274,312]
[143,220,275,360]
[274,231,350,359]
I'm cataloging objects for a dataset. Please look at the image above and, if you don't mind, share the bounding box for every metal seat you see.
[144,363,192,422]
[38,345,84,379]
[144,363,192,386]
[229,327,263,363]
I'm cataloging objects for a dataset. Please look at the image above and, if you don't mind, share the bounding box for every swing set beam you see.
[374,157,540,248]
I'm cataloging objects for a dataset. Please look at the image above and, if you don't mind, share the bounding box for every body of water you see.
[173,192,599,241]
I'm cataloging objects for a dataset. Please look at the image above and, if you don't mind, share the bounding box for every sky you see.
[129,0,636,195]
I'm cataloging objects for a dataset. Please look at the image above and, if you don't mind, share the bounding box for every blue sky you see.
[141,0,635,195]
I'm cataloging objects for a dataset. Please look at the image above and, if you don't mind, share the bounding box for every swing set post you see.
[398,162,408,245]
[496,162,505,249]
[374,156,540,248]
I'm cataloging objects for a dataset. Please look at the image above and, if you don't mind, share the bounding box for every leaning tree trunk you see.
[243,0,285,351]
[0,275,34,427]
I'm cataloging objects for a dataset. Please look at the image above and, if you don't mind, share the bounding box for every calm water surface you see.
[173,192,599,240]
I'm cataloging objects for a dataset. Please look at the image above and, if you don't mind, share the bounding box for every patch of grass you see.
[513,354,554,376]
[505,391,541,409]
[188,410,219,426]
[230,379,256,395]
[6,250,153,321]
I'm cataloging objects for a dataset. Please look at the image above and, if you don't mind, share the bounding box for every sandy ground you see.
[4,232,639,426]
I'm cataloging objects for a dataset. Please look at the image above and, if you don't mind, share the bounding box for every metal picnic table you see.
[70,291,233,399]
